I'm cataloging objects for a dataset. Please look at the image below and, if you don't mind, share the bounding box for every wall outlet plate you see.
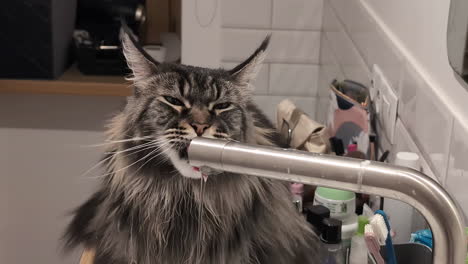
[372,64,398,144]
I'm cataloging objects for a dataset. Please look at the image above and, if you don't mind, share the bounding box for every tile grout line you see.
[270,0,274,29]
[222,26,320,32]
[266,63,271,95]
[325,1,371,76]
[442,117,455,187]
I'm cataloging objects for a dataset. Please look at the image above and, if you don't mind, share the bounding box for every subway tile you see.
[269,31,321,63]
[222,61,269,95]
[322,3,371,87]
[367,28,403,93]
[315,97,330,124]
[329,0,369,33]
[269,64,319,96]
[254,96,316,123]
[272,0,323,30]
[392,119,437,180]
[446,119,468,221]
[330,0,403,93]
[318,35,345,97]
[222,29,320,63]
[222,29,267,62]
[221,0,271,28]
[322,1,340,33]
[398,63,453,180]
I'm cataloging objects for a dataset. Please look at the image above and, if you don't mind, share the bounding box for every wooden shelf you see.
[0,66,132,96]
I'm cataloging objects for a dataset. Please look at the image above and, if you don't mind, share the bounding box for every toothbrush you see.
[370,214,388,245]
[375,210,398,264]
[364,224,385,264]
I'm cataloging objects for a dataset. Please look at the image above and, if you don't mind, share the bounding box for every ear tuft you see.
[229,35,270,85]
[120,30,157,89]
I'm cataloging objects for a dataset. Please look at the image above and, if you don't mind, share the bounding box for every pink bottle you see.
[290,183,304,213]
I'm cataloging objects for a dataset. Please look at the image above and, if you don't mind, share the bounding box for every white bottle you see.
[349,216,368,264]
[385,152,421,243]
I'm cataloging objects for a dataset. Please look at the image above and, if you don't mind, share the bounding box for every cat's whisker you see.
[105,140,159,155]
[80,141,161,178]
[119,144,161,159]
[82,136,153,147]
[79,155,115,178]
[130,146,172,177]
[86,144,168,179]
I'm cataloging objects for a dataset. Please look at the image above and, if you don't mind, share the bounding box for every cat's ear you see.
[120,31,158,90]
[229,35,270,86]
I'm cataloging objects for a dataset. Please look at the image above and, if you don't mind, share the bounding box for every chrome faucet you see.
[188,138,467,264]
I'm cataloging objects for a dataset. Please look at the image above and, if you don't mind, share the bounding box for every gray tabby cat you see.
[64,34,320,264]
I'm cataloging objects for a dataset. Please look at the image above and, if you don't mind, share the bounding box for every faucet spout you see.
[187,138,467,264]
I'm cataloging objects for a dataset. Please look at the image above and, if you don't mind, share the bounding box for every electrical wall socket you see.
[372,64,398,144]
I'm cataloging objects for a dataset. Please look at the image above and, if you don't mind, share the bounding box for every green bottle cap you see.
[357,216,369,236]
[316,187,355,201]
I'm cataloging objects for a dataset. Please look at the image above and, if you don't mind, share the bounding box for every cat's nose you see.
[191,123,210,136]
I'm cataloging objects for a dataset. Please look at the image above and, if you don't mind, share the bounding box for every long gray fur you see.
[64,34,320,264]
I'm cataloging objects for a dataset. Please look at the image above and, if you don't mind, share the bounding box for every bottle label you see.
[314,195,353,218]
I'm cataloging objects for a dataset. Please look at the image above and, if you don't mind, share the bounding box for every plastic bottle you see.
[290,183,304,213]
[385,152,421,243]
[320,218,345,264]
[349,216,369,264]
[306,205,331,235]
[313,187,358,251]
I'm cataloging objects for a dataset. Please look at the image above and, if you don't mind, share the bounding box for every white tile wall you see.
[328,0,403,92]
[320,0,453,180]
[221,0,272,28]
[392,119,436,180]
[272,0,323,30]
[399,62,453,179]
[315,97,330,124]
[221,0,322,125]
[269,64,319,96]
[446,120,468,221]
[222,29,320,64]
[322,3,371,87]
[319,0,468,218]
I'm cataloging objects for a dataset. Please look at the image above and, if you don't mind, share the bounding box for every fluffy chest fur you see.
[65,113,319,264]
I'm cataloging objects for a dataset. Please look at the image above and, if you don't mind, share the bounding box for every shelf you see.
[0,66,132,96]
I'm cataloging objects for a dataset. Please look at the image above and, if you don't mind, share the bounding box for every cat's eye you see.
[213,102,232,110]
[164,96,184,106]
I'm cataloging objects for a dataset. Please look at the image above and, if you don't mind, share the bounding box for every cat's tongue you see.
[192,167,208,182]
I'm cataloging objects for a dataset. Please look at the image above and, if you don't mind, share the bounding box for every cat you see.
[64,33,320,264]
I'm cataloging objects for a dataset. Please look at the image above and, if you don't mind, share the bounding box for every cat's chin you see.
[167,149,203,179]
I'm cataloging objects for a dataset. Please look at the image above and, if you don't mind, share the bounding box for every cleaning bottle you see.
[348,216,369,264]
[385,151,420,243]
[320,218,345,264]
[314,187,358,250]
[290,183,304,213]
[306,205,331,235]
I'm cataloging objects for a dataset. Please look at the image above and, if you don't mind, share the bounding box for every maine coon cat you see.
[64,33,320,264]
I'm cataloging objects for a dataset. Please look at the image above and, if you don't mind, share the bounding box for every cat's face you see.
[121,34,269,178]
